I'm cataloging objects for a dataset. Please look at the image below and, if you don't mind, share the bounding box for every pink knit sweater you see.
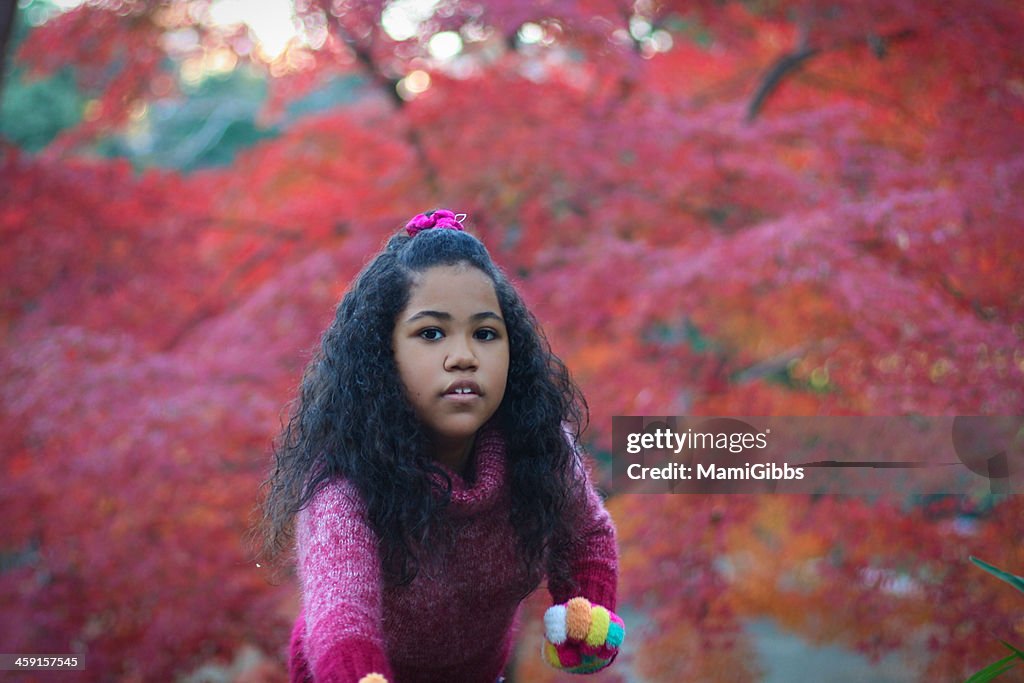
[288,425,618,683]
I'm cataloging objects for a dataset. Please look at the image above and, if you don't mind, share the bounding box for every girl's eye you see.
[419,328,444,341]
[475,328,498,341]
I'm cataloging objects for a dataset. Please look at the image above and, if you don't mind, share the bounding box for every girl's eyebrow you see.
[405,310,504,324]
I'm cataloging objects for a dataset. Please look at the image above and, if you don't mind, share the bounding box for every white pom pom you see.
[544,604,568,645]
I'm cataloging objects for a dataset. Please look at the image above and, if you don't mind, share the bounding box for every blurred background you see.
[2,0,1023,681]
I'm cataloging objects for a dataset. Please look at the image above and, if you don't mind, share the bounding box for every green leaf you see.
[1001,641,1024,659]
[970,556,1024,594]
[963,653,1020,683]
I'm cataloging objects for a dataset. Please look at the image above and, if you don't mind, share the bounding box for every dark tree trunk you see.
[0,0,18,107]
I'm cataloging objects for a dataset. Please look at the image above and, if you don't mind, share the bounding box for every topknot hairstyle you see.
[258,211,588,589]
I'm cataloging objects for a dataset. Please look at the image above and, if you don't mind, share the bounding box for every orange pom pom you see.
[564,597,593,641]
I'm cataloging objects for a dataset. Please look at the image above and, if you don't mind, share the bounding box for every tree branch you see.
[746,26,919,122]
[746,44,821,122]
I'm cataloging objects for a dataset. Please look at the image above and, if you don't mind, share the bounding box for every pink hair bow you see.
[405,209,467,236]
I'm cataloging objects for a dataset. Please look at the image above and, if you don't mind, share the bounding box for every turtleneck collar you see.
[432,422,507,518]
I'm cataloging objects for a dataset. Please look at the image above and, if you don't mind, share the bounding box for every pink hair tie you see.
[405,209,467,236]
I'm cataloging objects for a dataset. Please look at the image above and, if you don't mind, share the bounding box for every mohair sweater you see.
[288,425,618,683]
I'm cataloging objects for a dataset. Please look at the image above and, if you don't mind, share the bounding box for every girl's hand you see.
[542,597,625,673]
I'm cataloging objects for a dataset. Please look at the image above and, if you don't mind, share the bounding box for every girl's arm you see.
[543,439,623,674]
[293,480,394,683]
[548,443,619,609]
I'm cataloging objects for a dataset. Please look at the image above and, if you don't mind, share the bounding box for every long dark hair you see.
[257,221,587,588]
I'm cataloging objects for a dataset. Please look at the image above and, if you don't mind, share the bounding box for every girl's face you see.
[392,264,509,472]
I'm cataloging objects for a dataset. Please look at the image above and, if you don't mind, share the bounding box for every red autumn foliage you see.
[2,0,1022,680]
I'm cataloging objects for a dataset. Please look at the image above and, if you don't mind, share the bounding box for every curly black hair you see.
[257,221,587,590]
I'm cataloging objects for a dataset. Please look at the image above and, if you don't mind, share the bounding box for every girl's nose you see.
[444,338,478,370]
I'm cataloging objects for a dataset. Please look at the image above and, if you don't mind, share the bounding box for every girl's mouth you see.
[444,380,482,397]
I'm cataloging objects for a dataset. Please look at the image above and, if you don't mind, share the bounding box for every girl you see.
[259,210,624,682]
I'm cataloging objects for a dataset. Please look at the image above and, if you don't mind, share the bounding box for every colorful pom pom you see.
[585,605,611,647]
[542,597,624,674]
[564,597,592,641]
[543,604,568,645]
[543,640,561,667]
[606,613,625,649]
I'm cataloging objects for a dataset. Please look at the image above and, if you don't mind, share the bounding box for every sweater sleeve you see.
[547,439,619,611]
[294,480,395,683]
